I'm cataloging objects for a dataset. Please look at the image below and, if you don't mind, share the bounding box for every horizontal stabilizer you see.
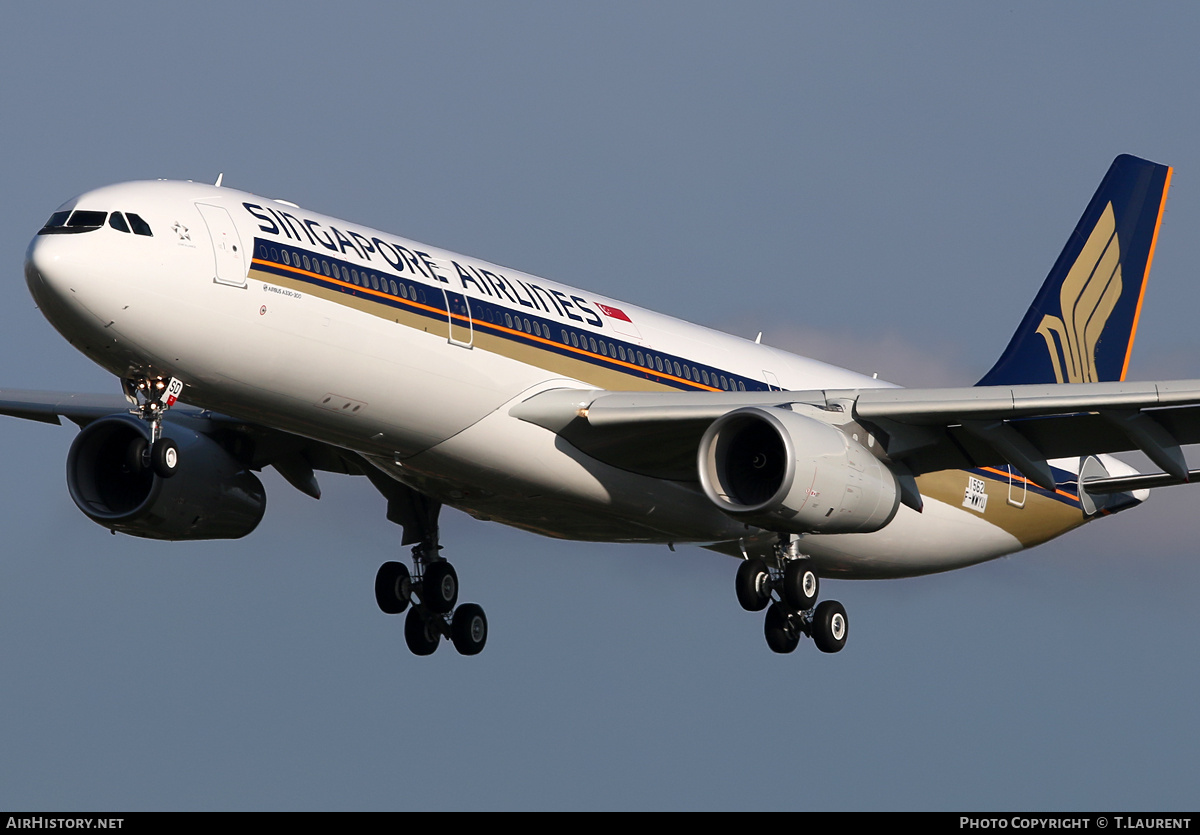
[1081,469,1200,494]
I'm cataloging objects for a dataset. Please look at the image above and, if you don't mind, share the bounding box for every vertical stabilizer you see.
[977,155,1172,387]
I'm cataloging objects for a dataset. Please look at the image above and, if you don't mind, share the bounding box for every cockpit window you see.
[67,210,107,228]
[43,211,70,229]
[126,213,152,236]
[38,209,107,235]
[38,208,152,236]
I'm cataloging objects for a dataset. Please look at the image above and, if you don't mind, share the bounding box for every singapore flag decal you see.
[596,303,632,322]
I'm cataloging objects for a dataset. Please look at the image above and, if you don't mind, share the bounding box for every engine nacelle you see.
[66,414,266,540]
[698,406,900,535]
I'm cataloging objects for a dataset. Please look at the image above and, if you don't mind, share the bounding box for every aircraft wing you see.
[0,389,141,426]
[510,381,1200,491]
[0,388,368,499]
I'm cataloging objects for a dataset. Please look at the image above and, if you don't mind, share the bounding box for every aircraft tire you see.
[422,560,459,614]
[736,558,771,612]
[812,600,848,654]
[764,602,799,654]
[782,561,818,612]
[126,436,148,472]
[451,603,488,656]
[150,438,179,479]
[374,561,410,615]
[404,607,440,656]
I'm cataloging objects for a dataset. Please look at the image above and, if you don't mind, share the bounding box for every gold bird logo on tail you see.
[1035,202,1122,383]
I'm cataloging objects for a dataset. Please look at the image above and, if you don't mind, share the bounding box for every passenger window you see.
[126,213,152,236]
[109,212,131,233]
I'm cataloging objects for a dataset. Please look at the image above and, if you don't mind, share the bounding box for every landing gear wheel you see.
[451,603,488,656]
[126,436,149,472]
[374,561,411,614]
[150,438,178,478]
[764,602,800,654]
[404,607,440,656]
[812,600,848,654]
[735,558,772,612]
[782,561,818,612]
[422,560,458,614]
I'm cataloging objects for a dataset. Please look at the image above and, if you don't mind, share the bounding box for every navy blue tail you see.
[977,154,1172,387]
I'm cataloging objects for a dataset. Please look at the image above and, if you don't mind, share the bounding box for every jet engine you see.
[66,414,266,540]
[697,406,900,535]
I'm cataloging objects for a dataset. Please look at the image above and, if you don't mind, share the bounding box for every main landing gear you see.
[371,490,488,657]
[735,538,848,655]
[375,548,488,656]
[122,374,183,478]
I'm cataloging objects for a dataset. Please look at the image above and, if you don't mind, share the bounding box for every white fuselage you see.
[23,180,1122,577]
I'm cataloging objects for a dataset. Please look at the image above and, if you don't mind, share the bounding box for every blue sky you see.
[1,2,1198,810]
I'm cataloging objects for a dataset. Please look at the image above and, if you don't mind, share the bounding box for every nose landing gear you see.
[122,374,183,478]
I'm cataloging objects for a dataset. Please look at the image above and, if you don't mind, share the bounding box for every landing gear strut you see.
[736,536,848,655]
[122,374,183,478]
[370,485,488,657]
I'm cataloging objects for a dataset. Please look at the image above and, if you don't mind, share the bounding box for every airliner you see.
[10,154,1197,657]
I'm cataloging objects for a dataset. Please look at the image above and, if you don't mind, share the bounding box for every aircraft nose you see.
[24,233,61,301]
[23,229,105,337]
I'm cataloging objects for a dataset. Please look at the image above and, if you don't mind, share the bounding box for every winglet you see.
[977,155,1172,387]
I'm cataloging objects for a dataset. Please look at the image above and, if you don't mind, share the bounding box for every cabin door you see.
[196,203,247,288]
[443,290,474,347]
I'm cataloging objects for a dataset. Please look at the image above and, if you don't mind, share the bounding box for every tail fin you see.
[977,154,1172,387]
